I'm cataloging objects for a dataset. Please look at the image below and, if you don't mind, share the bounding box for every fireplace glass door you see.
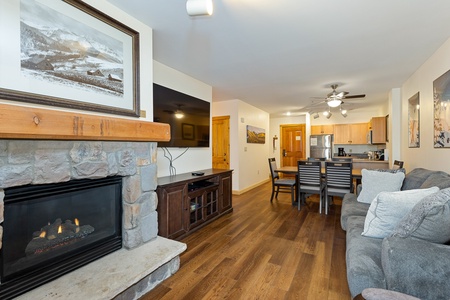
[0,176,122,299]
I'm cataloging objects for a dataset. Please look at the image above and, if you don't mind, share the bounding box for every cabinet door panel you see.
[158,184,187,239]
[333,124,350,144]
[220,175,232,212]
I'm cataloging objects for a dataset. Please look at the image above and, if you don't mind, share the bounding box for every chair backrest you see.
[325,161,353,190]
[393,160,404,169]
[268,158,279,180]
[298,160,322,187]
[307,157,326,161]
[331,157,352,162]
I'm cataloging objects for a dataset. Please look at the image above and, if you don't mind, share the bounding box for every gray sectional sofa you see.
[340,168,450,299]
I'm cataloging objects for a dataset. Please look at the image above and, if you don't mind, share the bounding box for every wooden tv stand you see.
[156,169,233,240]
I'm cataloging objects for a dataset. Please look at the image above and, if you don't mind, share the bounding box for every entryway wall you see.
[212,100,270,193]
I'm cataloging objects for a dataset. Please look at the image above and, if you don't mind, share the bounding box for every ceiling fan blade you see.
[343,94,366,99]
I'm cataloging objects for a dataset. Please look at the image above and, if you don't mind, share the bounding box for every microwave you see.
[367,130,373,144]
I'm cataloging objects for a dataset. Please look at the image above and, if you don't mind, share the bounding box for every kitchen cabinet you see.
[157,169,233,240]
[334,123,369,144]
[311,124,334,135]
[370,116,387,144]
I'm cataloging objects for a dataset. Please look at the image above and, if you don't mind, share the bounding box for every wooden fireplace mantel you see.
[0,103,170,142]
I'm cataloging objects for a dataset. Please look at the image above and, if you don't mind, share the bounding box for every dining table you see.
[274,166,363,203]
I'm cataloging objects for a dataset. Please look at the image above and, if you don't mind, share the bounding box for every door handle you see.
[282,149,286,157]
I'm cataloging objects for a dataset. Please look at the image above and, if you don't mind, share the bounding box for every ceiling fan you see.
[314,84,366,108]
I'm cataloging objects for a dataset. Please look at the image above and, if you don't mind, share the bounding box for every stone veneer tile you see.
[14,237,186,300]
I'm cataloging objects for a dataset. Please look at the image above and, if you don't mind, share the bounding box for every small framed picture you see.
[182,123,195,140]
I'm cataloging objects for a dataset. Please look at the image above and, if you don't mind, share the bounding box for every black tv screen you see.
[153,83,210,147]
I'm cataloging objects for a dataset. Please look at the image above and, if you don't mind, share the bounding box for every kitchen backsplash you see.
[333,144,383,156]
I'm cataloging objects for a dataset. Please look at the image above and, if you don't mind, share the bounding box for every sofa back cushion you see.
[419,171,450,190]
[401,168,438,190]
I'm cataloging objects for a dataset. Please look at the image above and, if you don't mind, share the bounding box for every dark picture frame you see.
[408,92,420,148]
[433,69,450,147]
[182,123,195,140]
[0,0,140,117]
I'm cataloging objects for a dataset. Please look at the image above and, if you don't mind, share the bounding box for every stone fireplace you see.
[0,139,186,299]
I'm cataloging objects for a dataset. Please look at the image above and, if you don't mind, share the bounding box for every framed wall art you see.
[182,123,194,140]
[0,0,140,117]
[246,125,265,144]
[433,69,450,147]
[408,92,420,148]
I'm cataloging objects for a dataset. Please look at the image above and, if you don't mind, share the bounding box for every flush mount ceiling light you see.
[186,0,213,16]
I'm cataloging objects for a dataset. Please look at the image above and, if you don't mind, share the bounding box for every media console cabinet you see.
[156,169,233,240]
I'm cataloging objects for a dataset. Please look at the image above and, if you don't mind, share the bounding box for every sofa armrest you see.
[381,237,450,299]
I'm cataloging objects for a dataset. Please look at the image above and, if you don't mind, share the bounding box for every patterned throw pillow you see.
[361,187,439,238]
[390,187,450,244]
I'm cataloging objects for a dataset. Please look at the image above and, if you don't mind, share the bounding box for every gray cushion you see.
[362,187,439,238]
[381,236,450,299]
[401,168,437,190]
[340,193,370,231]
[345,216,386,297]
[357,169,405,204]
[390,187,450,244]
[419,171,450,189]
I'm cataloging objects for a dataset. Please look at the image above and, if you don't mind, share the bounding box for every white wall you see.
[153,61,213,177]
[401,37,450,173]
[213,100,270,192]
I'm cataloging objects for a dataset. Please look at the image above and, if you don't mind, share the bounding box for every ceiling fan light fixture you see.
[327,99,342,108]
[186,0,213,16]
[174,110,184,119]
[313,112,319,119]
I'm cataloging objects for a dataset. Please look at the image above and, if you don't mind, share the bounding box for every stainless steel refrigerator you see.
[310,134,333,159]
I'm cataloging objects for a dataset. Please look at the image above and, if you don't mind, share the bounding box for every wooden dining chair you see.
[298,160,324,211]
[393,160,404,169]
[268,158,296,203]
[324,161,353,214]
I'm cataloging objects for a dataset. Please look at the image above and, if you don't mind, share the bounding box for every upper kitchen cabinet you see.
[334,123,369,144]
[311,125,334,135]
[370,116,387,144]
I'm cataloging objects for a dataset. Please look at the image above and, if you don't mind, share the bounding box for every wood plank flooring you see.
[140,182,351,300]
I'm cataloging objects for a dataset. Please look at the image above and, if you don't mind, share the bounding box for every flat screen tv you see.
[153,83,210,147]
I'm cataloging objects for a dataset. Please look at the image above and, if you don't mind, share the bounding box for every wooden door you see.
[212,116,230,169]
[280,124,306,168]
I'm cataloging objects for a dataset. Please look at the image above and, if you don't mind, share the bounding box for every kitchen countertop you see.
[351,158,388,163]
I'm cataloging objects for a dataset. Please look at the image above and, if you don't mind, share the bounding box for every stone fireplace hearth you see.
[0,139,186,299]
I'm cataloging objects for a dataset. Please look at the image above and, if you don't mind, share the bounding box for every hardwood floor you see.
[140,182,351,300]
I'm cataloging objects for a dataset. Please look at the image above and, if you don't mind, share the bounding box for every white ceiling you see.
[107,0,450,117]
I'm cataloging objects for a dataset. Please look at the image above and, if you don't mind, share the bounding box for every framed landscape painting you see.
[247,125,265,144]
[433,69,450,147]
[0,0,140,117]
